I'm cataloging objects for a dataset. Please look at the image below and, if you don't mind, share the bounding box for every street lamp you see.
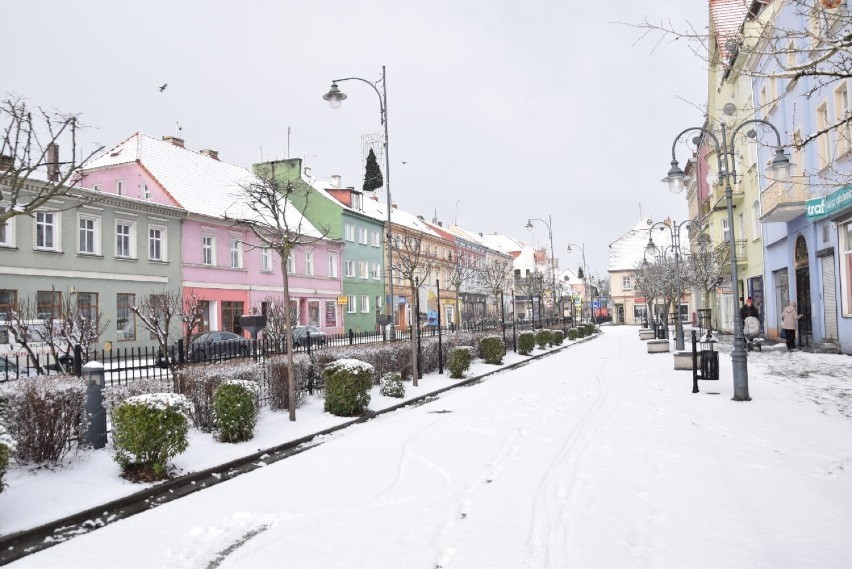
[663,118,791,401]
[525,216,557,321]
[645,220,692,351]
[324,66,395,337]
[566,243,589,323]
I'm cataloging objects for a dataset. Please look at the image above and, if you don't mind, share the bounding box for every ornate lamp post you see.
[663,116,791,401]
[645,220,692,351]
[525,216,557,321]
[323,66,394,337]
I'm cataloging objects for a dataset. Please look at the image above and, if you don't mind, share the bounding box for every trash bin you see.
[699,332,719,381]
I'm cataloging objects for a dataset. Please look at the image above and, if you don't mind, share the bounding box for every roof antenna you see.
[174,122,182,138]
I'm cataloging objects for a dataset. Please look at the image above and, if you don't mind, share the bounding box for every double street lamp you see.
[323,66,395,336]
[663,114,791,401]
[566,243,589,323]
[525,216,557,318]
[645,220,692,351]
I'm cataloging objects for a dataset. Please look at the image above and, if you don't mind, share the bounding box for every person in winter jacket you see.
[781,301,803,350]
[740,297,759,323]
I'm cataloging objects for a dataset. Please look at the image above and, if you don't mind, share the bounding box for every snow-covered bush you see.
[518,331,536,355]
[314,343,410,382]
[479,336,505,364]
[0,423,14,494]
[535,329,553,349]
[576,326,587,338]
[176,360,261,431]
[552,330,565,345]
[212,380,259,443]
[323,359,374,416]
[104,376,173,424]
[379,372,405,398]
[0,375,86,464]
[567,329,579,341]
[112,393,190,479]
[447,346,474,379]
[267,353,313,411]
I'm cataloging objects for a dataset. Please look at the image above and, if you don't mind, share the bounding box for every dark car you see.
[187,331,252,362]
[292,326,327,348]
[1,357,38,378]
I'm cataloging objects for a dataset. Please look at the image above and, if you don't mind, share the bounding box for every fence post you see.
[349,329,354,345]
[691,330,699,394]
[82,362,107,449]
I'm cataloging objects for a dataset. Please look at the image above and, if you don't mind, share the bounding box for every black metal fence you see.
[1,315,583,384]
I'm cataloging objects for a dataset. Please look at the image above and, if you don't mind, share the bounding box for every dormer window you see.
[351,191,363,211]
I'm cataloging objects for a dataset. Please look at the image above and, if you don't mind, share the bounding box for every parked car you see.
[186,331,252,362]
[1,357,37,378]
[292,326,327,348]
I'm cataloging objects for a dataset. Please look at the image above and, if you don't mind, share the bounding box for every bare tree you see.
[225,175,329,421]
[687,237,731,312]
[1,96,103,226]
[479,258,512,318]
[513,272,546,325]
[181,288,208,349]
[446,253,480,334]
[259,295,293,351]
[634,260,664,326]
[132,291,181,366]
[390,232,439,385]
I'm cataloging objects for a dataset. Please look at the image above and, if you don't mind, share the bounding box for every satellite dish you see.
[723,103,738,117]
[725,39,740,57]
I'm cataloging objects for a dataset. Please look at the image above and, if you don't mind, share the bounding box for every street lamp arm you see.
[669,126,722,160]
[332,76,386,123]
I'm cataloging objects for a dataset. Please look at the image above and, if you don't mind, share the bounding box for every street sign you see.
[337,296,348,305]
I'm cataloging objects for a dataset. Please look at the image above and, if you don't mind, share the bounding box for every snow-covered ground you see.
[4,326,852,568]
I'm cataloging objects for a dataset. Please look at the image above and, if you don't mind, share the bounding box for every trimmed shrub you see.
[175,360,261,431]
[212,380,259,443]
[324,359,374,416]
[552,330,565,345]
[585,324,598,335]
[266,354,313,411]
[112,393,190,479]
[0,424,14,494]
[379,372,405,398]
[576,327,587,338]
[567,329,579,341]
[447,346,474,379]
[480,336,505,364]
[535,329,553,349]
[0,375,87,464]
[518,331,536,355]
[104,376,173,426]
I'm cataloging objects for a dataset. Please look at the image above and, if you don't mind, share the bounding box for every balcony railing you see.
[760,175,809,223]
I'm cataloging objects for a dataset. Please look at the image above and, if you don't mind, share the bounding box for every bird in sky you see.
[159,83,168,92]
[401,160,407,165]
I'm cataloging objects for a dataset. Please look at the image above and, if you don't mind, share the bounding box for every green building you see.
[253,159,386,332]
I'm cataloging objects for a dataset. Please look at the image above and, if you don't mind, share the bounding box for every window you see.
[202,234,215,265]
[752,201,761,239]
[358,227,368,244]
[835,82,851,154]
[351,192,363,211]
[143,183,151,200]
[37,290,62,320]
[116,221,135,258]
[78,214,100,255]
[376,295,383,309]
[116,293,136,341]
[842,221,852,316]
[35,211,59,251]
[221,301,245,334]
[325,300,337,327]
[229,237,242,268]
[0,205,14,247]
[370,262,380,280]
[287,252,295,274]
[0,289,17,321]
[344,223,355,242]
[76,292,99,335]
[359,260,368,279]
[793,130,805,177]
[305,251,314,275]
[622,276,632,290]
[817,101,831,169]
[261,247,272,272]
[371,230,381,247]
[361,295,370,313]
[328,252,339,277]
[346,295,356,313]
[721,218,731,242]
[149,225,167,261]
[344,259,355,277]
[116,180,124,196]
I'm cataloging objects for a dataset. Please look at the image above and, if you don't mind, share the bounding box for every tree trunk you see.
[455,286,462,335]
[281,256,297,421]
[409,281,419,386]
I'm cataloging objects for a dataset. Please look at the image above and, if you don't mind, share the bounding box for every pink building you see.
[81,133,344,336]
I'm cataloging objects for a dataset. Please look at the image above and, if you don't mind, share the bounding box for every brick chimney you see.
[162,136,185,148]
[199,149,219,160]
[0,154,14,171]
[330,175,342,188]
[392,203,398,209]
[47,143,60,182]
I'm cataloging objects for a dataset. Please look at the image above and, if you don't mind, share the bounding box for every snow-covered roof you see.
[479,233,526,255]
[359,197,443,239]
[85,133,321,236]
[608,218,691,272]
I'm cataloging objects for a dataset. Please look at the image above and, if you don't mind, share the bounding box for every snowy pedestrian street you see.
[10,326,852,569]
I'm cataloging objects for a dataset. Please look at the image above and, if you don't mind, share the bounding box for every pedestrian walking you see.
[740,297,759,323]
[781,301,803,350]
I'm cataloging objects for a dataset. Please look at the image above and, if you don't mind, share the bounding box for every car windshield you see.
[192,332,213,344]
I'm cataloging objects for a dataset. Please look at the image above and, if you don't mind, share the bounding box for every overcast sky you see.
[5,0,708,277]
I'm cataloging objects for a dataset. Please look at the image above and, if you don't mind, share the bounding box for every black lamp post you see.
[664,116,791,401]
[525,216,557,318]
[324,66,395,338]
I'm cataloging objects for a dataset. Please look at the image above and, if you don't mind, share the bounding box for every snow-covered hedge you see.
[176,360,261,431]
[112,393,191,479]
[479,335,505,364]
[0,375,87,464]
[567,328,579,341]
[518,331,536,355]
[447,346,475,379]
[266,354,313,411]
[212,380,259,443]
[323,359,374,417]
[536,329,553,349]
[552,330,565,345]
[0,423,14,494]
[379,372,405,398]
